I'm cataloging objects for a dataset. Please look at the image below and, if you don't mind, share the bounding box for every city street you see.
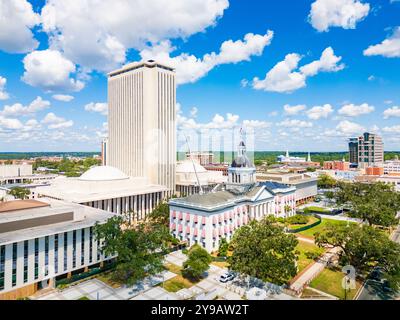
[357,224,400,300]
[357,279,397,301]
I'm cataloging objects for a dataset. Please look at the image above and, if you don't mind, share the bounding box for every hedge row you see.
[287,214,322,233]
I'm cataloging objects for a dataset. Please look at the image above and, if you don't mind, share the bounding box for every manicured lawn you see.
[300,288,326,299]
[162,275,195,292]
[164,262,182,274]
[162,262,199,292]
[295,240,325,273]
[298,219,355,238]
[309,267,362,300]
[305,206,331,213]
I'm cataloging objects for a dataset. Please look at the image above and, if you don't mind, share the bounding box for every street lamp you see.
[344,275,351,300]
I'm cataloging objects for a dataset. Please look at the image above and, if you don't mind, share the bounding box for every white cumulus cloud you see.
[22,49,85,92]
[307,104,334,120]
[309,0,370,32]
[52,94,74,102]
[277,119,313,128]
[0,0,40,53]
[283,104,307,116]
[0,97,50,117]
[383,106,400,119]
[0,76,9,100]
[252,47,344,93]
[41,112,74,129]
[40,0,229,72]
[364,27,400,58]
[383,125,400,134]
[140,30,274,85]
[0,116,23,130]
[84,102,108,116]
[336,120,365,134]
[338,103,374,117]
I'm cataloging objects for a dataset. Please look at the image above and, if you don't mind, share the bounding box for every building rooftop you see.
[108,60,175,77]
[176,160,207,174]
[36,175,168,203]
[0,200,49,214]
[0,174,58,180]
[261,181,296,194]
[79,165,129,181]
[257,172,317,185]
[0,198,115,246]
[170,183,271,214]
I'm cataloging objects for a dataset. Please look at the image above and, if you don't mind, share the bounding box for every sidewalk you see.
[290,247,340,295]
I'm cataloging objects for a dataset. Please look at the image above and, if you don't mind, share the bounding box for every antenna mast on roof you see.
[184,133,204,195]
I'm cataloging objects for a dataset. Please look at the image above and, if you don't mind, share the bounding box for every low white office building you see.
[257,171,317,204]
[0,164,32,177]
[36,165,168,221]
[384,158,400,175]
[0,198,116,299]
[0,163,57,186]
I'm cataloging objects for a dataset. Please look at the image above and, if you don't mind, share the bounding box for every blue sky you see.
[0,0,399,152]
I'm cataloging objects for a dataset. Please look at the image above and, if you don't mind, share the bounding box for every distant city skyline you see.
[0,0,400,152]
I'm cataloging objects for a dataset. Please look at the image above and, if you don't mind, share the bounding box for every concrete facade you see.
[0,164,32,178]
[0,199,116,299]
[107,60,176,195]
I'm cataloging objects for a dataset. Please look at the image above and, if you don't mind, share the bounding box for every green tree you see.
[94,215,169,286]
[333,181,400,227]
[147,201,170,227]
[8,187,30,200]
[315,223,400,290]
[182,244,212,280]
[284,204,292,217]
[229,217,298,285]
[218,238,229,257]
[317,174,337,189]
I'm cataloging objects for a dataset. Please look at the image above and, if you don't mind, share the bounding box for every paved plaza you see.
[34,270,176,300]
[33,250,296,300]
[164,250,187,267]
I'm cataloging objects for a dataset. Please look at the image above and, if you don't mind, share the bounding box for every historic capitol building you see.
[169,140,296,252]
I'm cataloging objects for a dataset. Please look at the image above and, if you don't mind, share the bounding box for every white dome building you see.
[36,166,167,220]
[79,166,129,181]
[176,160,226,196]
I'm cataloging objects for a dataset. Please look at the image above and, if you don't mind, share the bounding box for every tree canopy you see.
[229,217,298,285]
[147,201,170,227]
[8,187,30,200]
[94,215,170,286]
[333,181,400,227]
[317,174,337,189]
[182,244,212,280]
[315,223,400,290]
[218,238,229,257]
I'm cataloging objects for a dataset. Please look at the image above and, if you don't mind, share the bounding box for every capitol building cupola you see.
[228,139,256,185]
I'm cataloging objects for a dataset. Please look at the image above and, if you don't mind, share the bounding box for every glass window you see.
[0,246,5,291]
[12,243,17,287]
[24,241,28,283]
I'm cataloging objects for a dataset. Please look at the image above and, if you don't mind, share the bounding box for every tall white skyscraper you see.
[107,60,176,194]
